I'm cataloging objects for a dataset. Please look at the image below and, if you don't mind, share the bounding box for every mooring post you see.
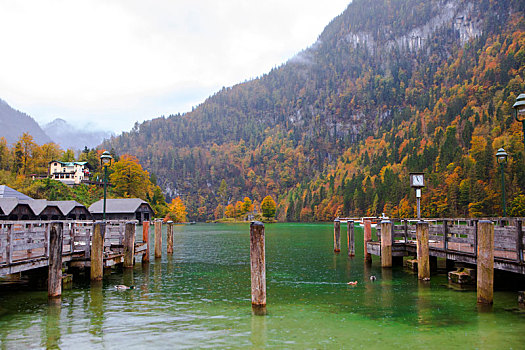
[381,220,392,268]
[477,220,494,305]
[142,221,150,263]
[167,221,174,255]
[123,221,135,268]
[347,220,355,257]
[250,221,266,315]
[364,220,372,263]
[154,220,162,259]
[91,222,105,281]
[334,219,341,253]
[416,221,430,280]
[48,222,63,298]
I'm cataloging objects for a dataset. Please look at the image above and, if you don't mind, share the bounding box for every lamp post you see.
[513,93,525,148]
[496,148,508,217]
[100,151,113,221]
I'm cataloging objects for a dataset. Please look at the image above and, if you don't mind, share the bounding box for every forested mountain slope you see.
[104,0,525,221]
[0,99,51,145]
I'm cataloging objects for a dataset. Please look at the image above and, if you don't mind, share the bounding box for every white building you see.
[48,160,90,185]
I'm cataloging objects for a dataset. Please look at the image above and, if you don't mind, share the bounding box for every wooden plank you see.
[48,222,63,298]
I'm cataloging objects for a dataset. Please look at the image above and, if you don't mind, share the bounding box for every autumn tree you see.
[165,197,187,223]
[109,154,152,199]
[261,195,276,219]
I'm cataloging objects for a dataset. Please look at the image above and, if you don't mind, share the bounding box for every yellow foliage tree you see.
[109,154,152,199]
[165,197,187,223]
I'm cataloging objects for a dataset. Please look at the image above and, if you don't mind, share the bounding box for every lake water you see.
[0,223,524,349]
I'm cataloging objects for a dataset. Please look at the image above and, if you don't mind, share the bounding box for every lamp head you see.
[100,151,113,167]
[513,93,525,122]
[496,147,508,165]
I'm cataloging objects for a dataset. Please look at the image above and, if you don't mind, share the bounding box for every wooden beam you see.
[416,221,430,280]
[250,221,266,315]
[91,222,105,281]
[123,222,135,268]
[167,221,174,255]
[477,220,494,305]
[48,222,63,298]
[381,220,392,268]
[154,220,162,259]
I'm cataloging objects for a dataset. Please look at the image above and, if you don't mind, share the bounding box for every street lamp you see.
[410,172,425,219]
[100,151,113,221]
[513,93,525,148]
[495,148,508,217]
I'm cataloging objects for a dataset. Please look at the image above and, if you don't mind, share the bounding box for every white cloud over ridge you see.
[0,0,349,133]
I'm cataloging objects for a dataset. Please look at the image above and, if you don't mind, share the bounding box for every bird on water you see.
[114,285,135,290]
[370,276,377,281]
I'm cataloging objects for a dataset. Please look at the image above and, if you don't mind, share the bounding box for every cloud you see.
[0,0,349,133]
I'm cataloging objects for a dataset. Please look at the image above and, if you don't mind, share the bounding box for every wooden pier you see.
[0,220,148,291]
[365,218,524,275]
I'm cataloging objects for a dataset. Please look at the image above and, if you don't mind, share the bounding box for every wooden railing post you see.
[364,220,372,263]
[48,222,63,298]
[333,219,341,253]
[381,220,392,268]
[416,221,430,280]
[142,221,150,263]
[250,221,266,315]
[347,221,355,257]
[516,220,523,264]
[123,222,135,268]
[167,221,174,255]
[91,222,105,281]
[154,220,162,259]
[477,220,494,305]
[6,223,12,265]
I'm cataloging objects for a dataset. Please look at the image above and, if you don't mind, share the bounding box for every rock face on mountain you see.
[43,118,112,151]
[104,0,525,221]
[0,99,51,145]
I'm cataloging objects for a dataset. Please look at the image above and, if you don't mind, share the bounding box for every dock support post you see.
[154,220,162,259]
[381,220,392,268]
[477,220,494,305]
[334,219,341,253]
[347,221,355,257]
[48,222,63,298]
[123,222,135,268]
[142,221,150,263]
[250,221,266,315]
[167,221,174,255]
[364,220,372,263]
[91,222,105,281]
[416,221,430,280]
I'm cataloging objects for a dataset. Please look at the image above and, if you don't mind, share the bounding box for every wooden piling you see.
[347,221,355,257]
[123,222,135,268]
[142,221,150,263]
[250,221,266,315]
[91,222,105,281]
[416,221,430,280]
[380,220,392,268]
[48,222,63,298]
[477,220,494,305]
[333,219,341,253]
[364,220,372,263]
[154,220,162,259]
[167,221,174,255]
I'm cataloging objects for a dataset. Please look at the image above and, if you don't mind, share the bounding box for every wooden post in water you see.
[347,220,355,257]
[381,220,392,268]
[123,222,135,268]
[477,220,494,305]
[416,221,430,280]
[91,222,105,281]
[167,221,174,255]
[334,219,341,253]
[364,220,372,263]
[250,221,266,315]
[142,221,150,263]
[48,222,63,298]
[154,220,162,259]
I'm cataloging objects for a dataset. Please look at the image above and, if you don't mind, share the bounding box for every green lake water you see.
[0,223,524,349]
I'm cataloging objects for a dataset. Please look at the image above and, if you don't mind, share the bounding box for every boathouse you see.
[88,198,153,223]
[0,198,92,221]
[0,185,33,200]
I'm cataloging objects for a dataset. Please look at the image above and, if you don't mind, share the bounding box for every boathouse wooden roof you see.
[0,185,33,200]
[88,198,153,214]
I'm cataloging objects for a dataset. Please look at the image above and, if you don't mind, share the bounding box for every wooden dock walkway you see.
[366,219,524,274]
[0,220,147,276]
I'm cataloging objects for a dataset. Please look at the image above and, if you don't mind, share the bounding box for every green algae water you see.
[0,223,524,349]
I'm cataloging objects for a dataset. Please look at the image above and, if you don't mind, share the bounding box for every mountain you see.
[43,118,112,151]
[0,99,52,145]
[104,0,525,221]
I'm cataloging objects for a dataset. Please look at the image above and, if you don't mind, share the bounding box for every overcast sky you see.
[0,0,349,134]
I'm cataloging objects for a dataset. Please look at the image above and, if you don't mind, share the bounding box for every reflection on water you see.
[0,223,524,348]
